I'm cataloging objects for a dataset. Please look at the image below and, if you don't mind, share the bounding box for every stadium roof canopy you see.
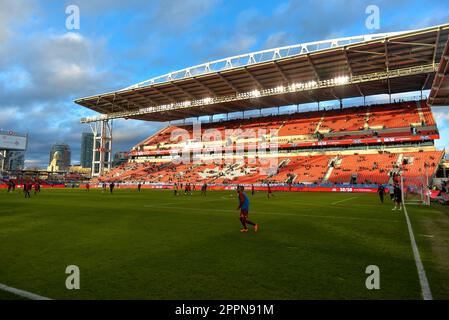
[429,30,449,106]
[75,24,449,123]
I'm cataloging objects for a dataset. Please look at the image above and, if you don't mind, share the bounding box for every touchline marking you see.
[331,197,358,205]
[402,204,433,300]
[0,283,52,300]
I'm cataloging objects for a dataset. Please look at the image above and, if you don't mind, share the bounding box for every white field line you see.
[331,197,358,205]
[144,203,400,223]
[402,203,433,300]
[0,283,51,300]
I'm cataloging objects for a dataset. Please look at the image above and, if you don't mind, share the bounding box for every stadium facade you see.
[75,24,449,192]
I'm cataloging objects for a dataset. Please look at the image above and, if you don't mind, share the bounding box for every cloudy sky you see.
[0,0,448,168]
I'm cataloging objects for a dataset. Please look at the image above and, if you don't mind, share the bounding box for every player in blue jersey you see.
[237,186,259,233]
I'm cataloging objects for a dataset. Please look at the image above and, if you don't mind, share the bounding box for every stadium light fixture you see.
[334,76,349,85]
[251,89,261,97]
[202,97,213,104]
[305,81,317,88]
[276,85,285,93]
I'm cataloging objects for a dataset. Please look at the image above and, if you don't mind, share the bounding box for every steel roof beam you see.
[244,67,264,89]
[421,73,432,90]
[342,48,365,97]
[388,41,436,47]
[433,27,442,65]
[171,82,197,100]
[216,73,239,94]
[307,54,321,81]
[191,77,217,97]
[151,86,176,103]
[131,90,158,106]
[272,61,290,83]
[385,41,392,97]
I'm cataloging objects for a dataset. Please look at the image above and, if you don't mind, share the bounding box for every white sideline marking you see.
[402,204,433,300]
[331,197,358,205]
[0,283,52,300]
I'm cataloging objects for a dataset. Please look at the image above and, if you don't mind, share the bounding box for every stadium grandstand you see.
[75,24,449,193]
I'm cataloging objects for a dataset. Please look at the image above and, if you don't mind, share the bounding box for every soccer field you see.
[1,188,448,300]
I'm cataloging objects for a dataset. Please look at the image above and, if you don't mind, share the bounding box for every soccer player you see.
[237,186,259,233]
[174,183,178,196]
[109,182,115,194]
[137,182,142,192]
[33,181,40,195]
[392,183,403,211]
[389,184,395,200]
[377,184,385,203]
[86,183,90,192]
[185,183,192,196]
[201,183,207,196]
[267,183,274,199]
[251,184,255,196]
[24,182,31,198]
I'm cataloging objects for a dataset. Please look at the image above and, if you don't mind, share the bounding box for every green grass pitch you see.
[1,188,448,300]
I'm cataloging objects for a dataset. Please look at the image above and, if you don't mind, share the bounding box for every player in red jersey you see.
[33,181,40,195]
[267,182,274,199]
[24,182,31,198]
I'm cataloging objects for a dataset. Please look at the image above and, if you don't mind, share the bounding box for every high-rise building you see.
[0,150,25,171]
[80,132,94,168]
[0,129,27,172]
[48,143,71,172]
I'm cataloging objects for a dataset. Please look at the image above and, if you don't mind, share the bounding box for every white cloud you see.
[263,31,294,49]
[432,107,449,124]
[0,0,35,42]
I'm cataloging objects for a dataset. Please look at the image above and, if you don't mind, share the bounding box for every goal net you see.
[401,175,430,206]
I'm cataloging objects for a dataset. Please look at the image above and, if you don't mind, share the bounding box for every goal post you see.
[401,175,430,206]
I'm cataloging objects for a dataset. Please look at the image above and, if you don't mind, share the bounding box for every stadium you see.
[75,24,449,197]
[1,2,449,306]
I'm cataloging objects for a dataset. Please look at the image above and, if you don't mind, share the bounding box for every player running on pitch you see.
[392,183,403,211]
[237,186,259,233]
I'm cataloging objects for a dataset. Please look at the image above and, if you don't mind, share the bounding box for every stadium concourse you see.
[93,99,443,191]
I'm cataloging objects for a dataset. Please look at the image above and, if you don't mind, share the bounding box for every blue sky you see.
[0,0,448,167]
